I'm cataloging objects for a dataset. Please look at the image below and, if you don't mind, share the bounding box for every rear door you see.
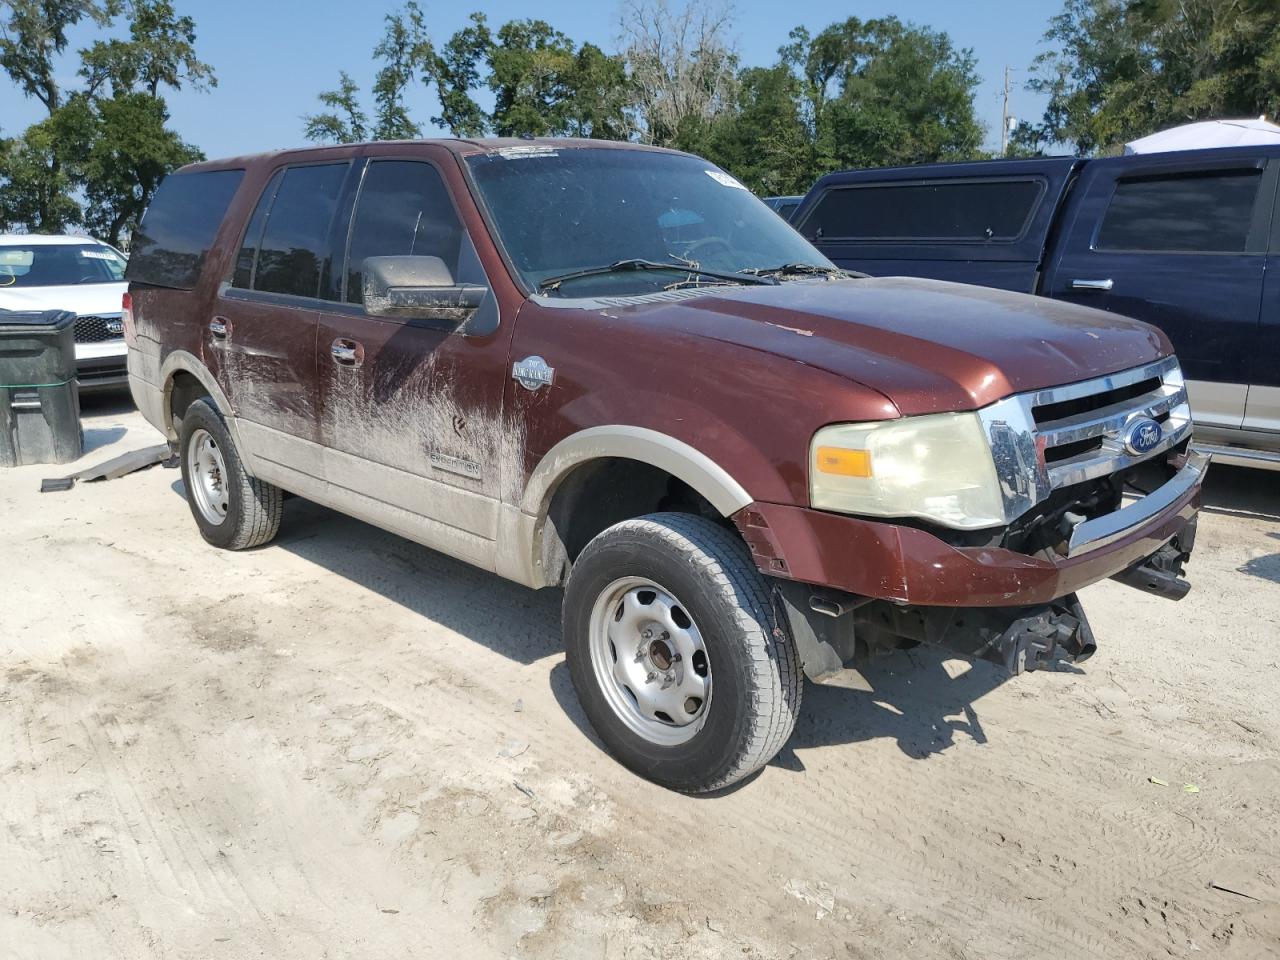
[1042,153,1273,431]
[208,160,350,469]
[794,159,1078,292]
[315,151,510,566]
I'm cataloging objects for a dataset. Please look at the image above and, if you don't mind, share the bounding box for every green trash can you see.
[0,309,83,466]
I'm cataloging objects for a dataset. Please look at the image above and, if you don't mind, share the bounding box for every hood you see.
[0,281,127,317]
[640,277,1171,416]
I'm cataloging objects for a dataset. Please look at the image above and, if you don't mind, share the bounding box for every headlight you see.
[810,412,1005,529]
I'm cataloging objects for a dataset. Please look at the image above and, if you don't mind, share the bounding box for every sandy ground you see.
[2,395,1279,960]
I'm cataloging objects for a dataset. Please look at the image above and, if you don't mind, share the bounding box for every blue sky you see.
[7,0,1061,159]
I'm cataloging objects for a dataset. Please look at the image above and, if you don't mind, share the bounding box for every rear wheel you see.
[564,513,801,793]
[179,398,282,550]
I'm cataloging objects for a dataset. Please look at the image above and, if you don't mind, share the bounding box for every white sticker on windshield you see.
[705,170,747,190]
[79,249,115,260]
[496,146,559,160]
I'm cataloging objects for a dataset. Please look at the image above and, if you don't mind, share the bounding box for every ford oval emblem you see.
[1122,416,1163,456]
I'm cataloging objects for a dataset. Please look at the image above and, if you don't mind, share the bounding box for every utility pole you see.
[1000,66,1012,156]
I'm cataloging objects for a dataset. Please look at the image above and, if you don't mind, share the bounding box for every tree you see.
[696,64,813,194]
[487,19,577,137]
[0,0,112,113]
[0,0,112,231]
[304,2,435,143]
[80,0,215,99]
[618,0,738,146]
[781,17,983,173]
[370,0,434,139]
[780,20,870,134]
[306,9,631,143]
[1020,0,1280,155]
[0,116,84,231]
[565,42,632,140]
[433,12,491,137]
[300,4,981,190]
[303,71,368,144]
[79,92,202,244]
[486,20,630,138]
[0,0,212,241]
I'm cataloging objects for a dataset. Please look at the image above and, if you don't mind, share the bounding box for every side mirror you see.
[362,255,487,322]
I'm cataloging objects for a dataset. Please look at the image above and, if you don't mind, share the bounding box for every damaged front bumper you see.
[774,582,1103,679]
[752,450,1207,680]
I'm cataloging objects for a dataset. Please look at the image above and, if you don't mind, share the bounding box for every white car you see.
[0,234,129,392]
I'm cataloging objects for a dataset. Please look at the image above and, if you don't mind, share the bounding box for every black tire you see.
[564,513,802,793]
[178,398,282,550]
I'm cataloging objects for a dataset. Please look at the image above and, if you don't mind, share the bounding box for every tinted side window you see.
[1095,169,1263,253]
[126,169,244,289]
[254,163,347,299]
[806,180,1044,242]
[231,170,282,289]
[344,161,463,305]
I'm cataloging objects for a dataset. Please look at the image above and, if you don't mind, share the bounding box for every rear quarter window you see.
[802,179,1045,242]
[126,169,245,289]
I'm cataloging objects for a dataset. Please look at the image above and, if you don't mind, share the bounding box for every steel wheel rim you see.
[188,428,229,525]
[587,576,712,747]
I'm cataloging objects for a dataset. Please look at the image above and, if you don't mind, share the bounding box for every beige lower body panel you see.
[1244,384,1280,434]
[236,419,534,582]
[1186,379,1247,430]
[127,349,166,438]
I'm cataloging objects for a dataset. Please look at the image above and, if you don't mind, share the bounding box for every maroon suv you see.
[124,139,1206,792]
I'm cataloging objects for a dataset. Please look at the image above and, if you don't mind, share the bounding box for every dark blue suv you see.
[794,148,1280,470]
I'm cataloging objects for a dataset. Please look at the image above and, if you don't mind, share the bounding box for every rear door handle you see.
[209,316,230,339]
[1071,278,1114,291]
[330,338,363,366]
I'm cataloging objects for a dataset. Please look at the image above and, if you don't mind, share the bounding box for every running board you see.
[1193,443,1280,472]
[40,443,175,492]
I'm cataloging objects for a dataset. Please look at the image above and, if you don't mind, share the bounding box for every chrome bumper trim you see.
[1067,449,1209,557]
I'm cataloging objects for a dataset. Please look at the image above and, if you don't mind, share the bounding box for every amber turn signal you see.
[814,446,872,478]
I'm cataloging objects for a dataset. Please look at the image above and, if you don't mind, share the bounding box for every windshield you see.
[466,148,834,297]
[0,242,127,288]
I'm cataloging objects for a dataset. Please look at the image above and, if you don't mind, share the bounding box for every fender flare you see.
[157,351,250,462]
[520,425,753,519]
[499,425,754,589]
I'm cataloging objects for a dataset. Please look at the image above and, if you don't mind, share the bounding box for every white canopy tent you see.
[1124,117,1280,154]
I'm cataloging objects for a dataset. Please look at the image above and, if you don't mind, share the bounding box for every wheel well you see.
[167,371,209,435]
[539,458,729,586]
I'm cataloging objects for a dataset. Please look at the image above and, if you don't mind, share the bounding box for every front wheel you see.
[564,513,802,793]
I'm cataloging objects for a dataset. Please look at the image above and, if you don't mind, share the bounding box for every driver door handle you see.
[1071,278,1114,292]
[331,338,363,366]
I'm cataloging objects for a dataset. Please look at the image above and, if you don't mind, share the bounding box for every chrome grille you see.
[979,356,1191,523]
[73,313,124,344]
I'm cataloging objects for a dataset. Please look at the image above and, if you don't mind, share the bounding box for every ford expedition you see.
[125,139,1206,792]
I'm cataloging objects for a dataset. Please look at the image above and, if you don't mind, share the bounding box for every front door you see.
[1043,155,1272,431]
[316,155,511,566]
[207,160,351,464]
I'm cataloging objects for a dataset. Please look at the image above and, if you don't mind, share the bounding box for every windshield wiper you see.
[739,263,858,279]
[537,258,777,294]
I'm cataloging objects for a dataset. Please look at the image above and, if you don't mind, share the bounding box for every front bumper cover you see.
[737,450,1207,608]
